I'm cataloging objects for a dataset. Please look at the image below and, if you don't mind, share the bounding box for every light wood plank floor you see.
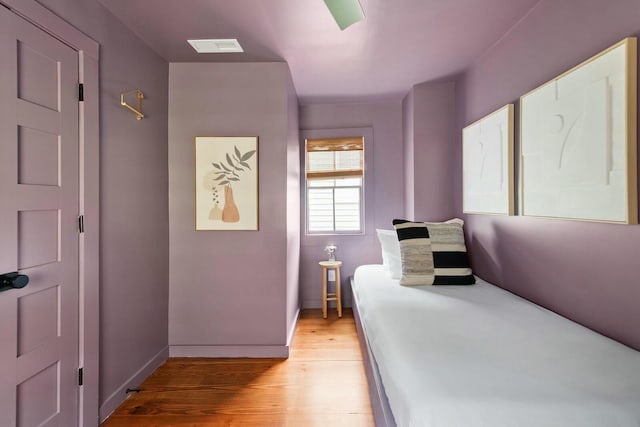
[102,309,374,426]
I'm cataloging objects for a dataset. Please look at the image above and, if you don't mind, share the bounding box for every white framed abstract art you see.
[463,104,514,215]
[520,37,637,224]
[195,136,258,230]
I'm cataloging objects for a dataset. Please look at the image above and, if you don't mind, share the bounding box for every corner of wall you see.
[404,80,457,221]
[168,62,296,354]
[99,346,169,423]
[402,89,415,220]
[285,67,301,341]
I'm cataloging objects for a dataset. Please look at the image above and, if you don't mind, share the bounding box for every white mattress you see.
[353,264,640,427]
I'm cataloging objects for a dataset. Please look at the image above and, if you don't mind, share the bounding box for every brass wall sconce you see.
[120,89,145,120]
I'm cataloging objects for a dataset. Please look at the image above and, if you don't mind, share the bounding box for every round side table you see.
[319,260,342,319]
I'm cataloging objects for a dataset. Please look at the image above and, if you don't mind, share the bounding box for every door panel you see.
[18,285,59,356]
[18,126,60,186]
[17,39,60,111]
[18,209,59,269]
[0,5,80,427]
[17,362,59,427]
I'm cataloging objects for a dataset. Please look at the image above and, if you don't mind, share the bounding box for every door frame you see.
[1,1,100,425]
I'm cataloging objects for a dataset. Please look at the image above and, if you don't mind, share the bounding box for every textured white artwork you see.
[520,38,637,223]
[463,104,514,215]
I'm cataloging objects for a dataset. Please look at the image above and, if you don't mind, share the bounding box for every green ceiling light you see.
[324,0,365,30]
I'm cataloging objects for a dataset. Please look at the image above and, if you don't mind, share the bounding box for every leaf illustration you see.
[228,177,239,182]
[219,180,229,186]
[239,161,250,170]
[220,162,232,172]
[212,162,221,170]
[241,150,256,162]
[226,153,235,168]
[234,146,241,160]
[214,175,227,181]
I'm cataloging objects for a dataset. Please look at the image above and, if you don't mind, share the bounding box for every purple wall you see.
[299,102,404,307]
[168,63,299,355]
[286,73,301,341]
[34,0,170,416]
[404,81,457,221]
[402,91,415,218]
[456,0,640,350]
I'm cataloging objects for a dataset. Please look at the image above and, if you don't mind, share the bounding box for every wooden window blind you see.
[306,137,364,180]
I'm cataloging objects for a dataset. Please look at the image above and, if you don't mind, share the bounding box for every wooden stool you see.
[319,260,342,319]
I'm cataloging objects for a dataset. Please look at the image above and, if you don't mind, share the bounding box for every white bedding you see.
[353,265,640,427]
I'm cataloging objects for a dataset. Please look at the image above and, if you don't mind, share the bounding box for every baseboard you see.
[99,346,169,423]
[286,307,301,347]
[169,345,289,358]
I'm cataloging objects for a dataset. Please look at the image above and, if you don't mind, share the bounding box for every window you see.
[305,137,364,234]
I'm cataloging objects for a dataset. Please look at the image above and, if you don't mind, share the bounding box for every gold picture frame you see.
[520,37,637,224]
[195,136,259,230]
[462,104,514,215]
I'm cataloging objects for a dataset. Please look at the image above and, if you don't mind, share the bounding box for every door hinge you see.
[78,368,84,386]
[79,83,84,102]
[78,215,85,233]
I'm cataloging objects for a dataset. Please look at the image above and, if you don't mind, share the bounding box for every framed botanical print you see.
[195,136,258,230]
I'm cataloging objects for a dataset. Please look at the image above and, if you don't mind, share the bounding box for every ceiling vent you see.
[187,39,244,53]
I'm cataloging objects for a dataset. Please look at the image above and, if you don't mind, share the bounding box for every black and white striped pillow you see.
[393,218,475,286]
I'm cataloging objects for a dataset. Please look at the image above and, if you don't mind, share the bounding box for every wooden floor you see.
[102,309,374,426]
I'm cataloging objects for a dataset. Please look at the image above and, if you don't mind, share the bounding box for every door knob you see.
[0,272,29,292]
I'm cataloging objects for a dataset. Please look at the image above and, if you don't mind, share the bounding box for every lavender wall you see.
[402,91,415,218]
[299,102,404,308]
[286,73,301,342]
[168,62,298,356]
[456,0,640,350]
[404,81,457,222]
[34,0,170,416]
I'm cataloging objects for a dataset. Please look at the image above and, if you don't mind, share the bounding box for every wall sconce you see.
[120,89,145,120]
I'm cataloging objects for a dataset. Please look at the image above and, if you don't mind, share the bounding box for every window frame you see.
[304,136,365,236]
[306,178,364,235]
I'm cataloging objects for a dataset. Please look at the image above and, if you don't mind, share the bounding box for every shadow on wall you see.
[465,219,502,285]
[470,213,640,351]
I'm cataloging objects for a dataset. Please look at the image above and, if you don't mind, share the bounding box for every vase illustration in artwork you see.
[207,145,256,225]
[209,206,222,220]
[208,187,223,220]
[222,185,240,222]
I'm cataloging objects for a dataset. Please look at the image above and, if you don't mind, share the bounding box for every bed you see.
[352,264,640,427]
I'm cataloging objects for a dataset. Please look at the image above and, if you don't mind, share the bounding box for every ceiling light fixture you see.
[323,0,365,30]
[187,39,244,53]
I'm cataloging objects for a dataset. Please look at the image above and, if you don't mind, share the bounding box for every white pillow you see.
[376,229,402,280]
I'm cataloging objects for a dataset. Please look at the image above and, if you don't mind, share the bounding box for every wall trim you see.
[99,346,169,423]
[170,345,289,358]
[300,126,375,244]
[286,308,301,347]
[2,0,99,59]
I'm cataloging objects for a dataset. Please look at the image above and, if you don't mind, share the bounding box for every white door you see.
[0,5,81,427]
